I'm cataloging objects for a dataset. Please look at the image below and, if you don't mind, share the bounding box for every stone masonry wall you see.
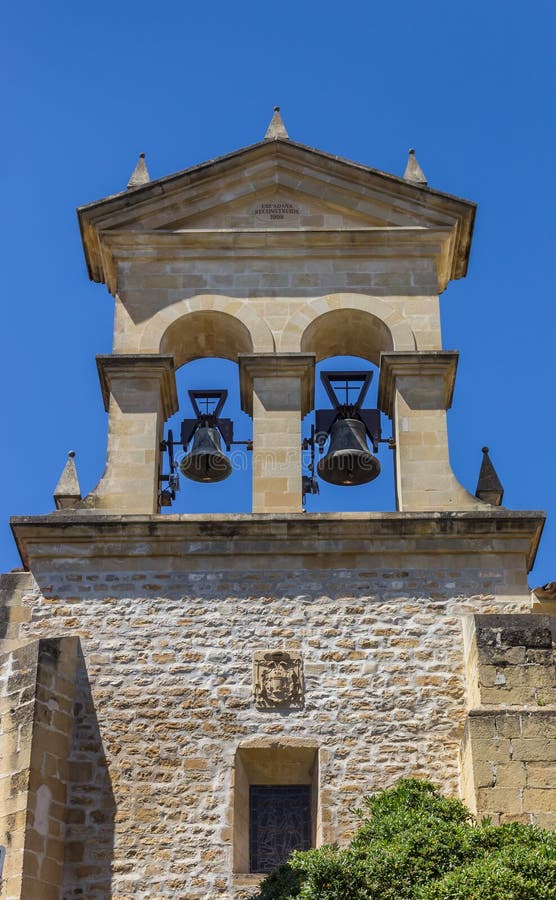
[461,614,556,829]
[0,634,77,900]
[2,560,539,900]
[114,259,442,357]
[0,640,38,899]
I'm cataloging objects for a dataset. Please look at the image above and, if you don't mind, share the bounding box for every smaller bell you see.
[317,418,380,486]
[180,425,232,483]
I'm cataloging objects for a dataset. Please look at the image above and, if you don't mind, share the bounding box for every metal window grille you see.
[249,785,311,873]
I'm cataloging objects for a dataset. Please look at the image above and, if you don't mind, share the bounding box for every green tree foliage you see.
[252,779,556,900]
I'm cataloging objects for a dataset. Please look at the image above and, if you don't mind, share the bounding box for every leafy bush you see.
[251,779,556,900]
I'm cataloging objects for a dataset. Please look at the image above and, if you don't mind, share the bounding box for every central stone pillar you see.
[239,354,315,513]
[93,354,178,513]
[378,351,483,511]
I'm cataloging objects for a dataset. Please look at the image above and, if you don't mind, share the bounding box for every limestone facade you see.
[1,125,555,899]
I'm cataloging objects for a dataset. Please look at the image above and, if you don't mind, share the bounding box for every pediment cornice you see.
[78,138,475,293]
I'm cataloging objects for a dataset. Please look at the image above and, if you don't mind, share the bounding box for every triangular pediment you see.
[79,139,475,287]
[165,185,385,230]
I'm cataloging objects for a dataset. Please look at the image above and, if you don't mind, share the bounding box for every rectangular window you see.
[233,744,320,875]
[249,785,312,873]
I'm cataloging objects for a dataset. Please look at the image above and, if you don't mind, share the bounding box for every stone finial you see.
[127,152,151,190]
[404,148,428,185]
[475,446,504,506]
[53,451,82,510]
[264,106,289,141]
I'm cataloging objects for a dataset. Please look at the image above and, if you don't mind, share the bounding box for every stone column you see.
[93,355,178,513]
[239,354,315,513]
[378,351,483,511]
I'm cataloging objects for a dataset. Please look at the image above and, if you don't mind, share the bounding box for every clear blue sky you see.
[1,1,555,585]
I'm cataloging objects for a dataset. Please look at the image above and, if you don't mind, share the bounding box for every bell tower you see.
[74,107,482,517]
[2,110,554,900]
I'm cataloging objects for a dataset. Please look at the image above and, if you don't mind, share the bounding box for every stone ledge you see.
[466,706,556,717]
[96,354,178,420]
[9,509,545,572]
[238,353,315,416]
[378,351,459,416]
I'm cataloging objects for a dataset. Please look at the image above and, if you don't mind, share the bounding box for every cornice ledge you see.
[10,509,546,573]
[100,225,451,253]
[378,351,459,417]
[96,354,178,419]
[238,353,315,416]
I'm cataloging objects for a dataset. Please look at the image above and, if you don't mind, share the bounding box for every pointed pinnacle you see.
[264,106,289,140]
[53,451,82,510]
[127,152,151,189]
[475,446,504,507]
[404,148,428,185]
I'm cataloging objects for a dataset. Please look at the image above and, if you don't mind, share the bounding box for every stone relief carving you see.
[253,650,303,709]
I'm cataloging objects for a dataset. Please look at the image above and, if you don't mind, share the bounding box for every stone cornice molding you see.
[96,354,178,419]
[238,353,316,417]
[92,227,454,296]
[10,510,545,574]
[378,351,459,417]
[78,139,475,291]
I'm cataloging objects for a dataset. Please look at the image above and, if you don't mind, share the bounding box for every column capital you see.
[238,353,315,416]
[378,351,459,417]
[96,354,178,420]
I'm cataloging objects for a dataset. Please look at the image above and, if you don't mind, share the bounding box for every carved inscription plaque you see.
[253,650,303,708]
[253,201,301,224]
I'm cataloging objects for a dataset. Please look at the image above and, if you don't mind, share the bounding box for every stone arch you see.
[140,296,275,368]
[279,294,415,364]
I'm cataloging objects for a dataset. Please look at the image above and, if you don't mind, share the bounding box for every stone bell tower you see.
[1,110,555,900]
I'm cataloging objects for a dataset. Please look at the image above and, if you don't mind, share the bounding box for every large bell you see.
[180,425,232,483]
[317,418,380,486]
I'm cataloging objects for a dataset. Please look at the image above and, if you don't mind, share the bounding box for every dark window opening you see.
[249,784,312,873]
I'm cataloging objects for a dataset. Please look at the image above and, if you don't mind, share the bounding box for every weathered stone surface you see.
[0,636,78,900]
[462,709,556,826]
[3,515,553,898]
[464,614,556,708]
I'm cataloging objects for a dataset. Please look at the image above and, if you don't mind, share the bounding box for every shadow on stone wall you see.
[0,572,34,641]
[62,643,116,900]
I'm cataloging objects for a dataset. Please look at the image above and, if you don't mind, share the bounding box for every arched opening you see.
[161,358,253,514]
[300,308,394,364]
[302,354,395,513]
[300,309,396,511]
[160,310,253,368]
[158,311,256,514]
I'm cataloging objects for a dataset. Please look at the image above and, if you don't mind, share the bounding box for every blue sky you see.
[1,1,555,584]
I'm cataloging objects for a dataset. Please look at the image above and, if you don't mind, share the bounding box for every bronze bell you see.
[317,418,380,486]
[180,425,232,483]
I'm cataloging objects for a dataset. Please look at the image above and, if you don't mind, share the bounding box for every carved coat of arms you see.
[253,651,303,709]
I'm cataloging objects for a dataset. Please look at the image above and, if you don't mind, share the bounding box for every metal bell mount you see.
[314,371,382,487]
[178,390,233,484]
[159,390,242,506]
